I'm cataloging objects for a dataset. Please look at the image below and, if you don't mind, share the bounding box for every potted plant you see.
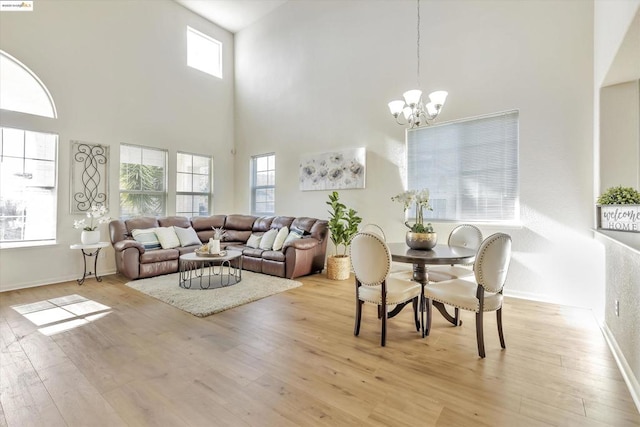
[596,185,640,233]
[392,188,437,249]
[326,191,362,280]
[73,204,110,244]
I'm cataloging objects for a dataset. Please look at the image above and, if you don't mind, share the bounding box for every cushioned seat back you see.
[349,232,391,286]
[474,233,512,293]
[124,217,159,236]
[449,224,483,250]
[158,216,190,228]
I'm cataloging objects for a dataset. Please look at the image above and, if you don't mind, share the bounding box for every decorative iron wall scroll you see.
[299,147,366,191]
[70,141,109,213]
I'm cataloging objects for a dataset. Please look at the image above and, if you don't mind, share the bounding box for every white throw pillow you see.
[283,227,304,245]
[173,226,201,247]
[259,228,278,250]
[272,226,289,251]
[131,229,161,251]
[155,227,181,249]
[246,233,263,248]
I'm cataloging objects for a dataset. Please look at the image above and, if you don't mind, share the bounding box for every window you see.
[0,127,58,245]
[176,152,212,217]
[0,50,57,118]
[119,144,167,218]
[187,26,222,78]
[407,110,519,222]
[251,153,275,215]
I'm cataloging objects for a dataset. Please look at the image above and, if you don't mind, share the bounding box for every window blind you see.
[407,110,519,222]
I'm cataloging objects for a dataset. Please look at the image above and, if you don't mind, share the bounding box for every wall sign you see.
[598,205,640,233]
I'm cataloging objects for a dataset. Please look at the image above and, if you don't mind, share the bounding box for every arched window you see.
[0,50,57,118]
[1,50,58,247]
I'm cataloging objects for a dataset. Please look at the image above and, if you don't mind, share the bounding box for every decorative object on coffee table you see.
[326,191,362,280]
[392,188,437,250]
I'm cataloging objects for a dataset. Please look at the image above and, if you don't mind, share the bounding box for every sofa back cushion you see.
[125,217,160,236]
[223,215,256,242]
[192,215,226,242]
[272,216,295,230]
[253,216,274,232]
[158,216,190,228]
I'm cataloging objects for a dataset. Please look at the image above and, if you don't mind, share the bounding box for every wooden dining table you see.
[387,242,476,336]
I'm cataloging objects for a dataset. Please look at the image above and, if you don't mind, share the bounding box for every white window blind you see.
[407,110,519,222]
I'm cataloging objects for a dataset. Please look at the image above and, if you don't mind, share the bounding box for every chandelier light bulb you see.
[403,89,422,107]
[428,90,448,107]
[388,100,405,116]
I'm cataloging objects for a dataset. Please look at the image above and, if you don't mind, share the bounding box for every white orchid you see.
[391,188,433,233]
[73,204,110,231]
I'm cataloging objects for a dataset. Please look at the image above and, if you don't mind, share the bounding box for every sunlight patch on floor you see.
[11,294,112,336]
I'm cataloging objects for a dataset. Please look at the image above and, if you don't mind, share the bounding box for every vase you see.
[209,238,221,254]
[406,231,437,250]
[81,230,100,245]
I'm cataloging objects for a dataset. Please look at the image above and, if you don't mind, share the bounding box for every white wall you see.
[235,0,603,309]
[0,0,235,290]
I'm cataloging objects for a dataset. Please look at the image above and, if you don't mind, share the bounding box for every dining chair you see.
[427,224,483,282]
[423,232,512,358]
[350,231,421,346]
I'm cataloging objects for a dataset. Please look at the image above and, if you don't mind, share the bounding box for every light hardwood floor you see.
[1,273,638,426]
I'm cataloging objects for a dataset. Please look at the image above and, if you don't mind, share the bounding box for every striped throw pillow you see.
[131,229,161,251]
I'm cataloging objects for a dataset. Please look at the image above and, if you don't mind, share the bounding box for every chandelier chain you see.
[416,0,420,88]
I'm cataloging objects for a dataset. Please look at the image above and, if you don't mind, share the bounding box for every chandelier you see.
[388,0,448,128]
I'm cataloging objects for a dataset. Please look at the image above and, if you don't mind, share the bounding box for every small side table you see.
[70,242,110,285]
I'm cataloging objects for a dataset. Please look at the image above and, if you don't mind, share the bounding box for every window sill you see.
[0,240,57,250]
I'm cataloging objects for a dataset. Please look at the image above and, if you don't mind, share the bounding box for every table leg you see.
[413,263,461,329]
[77,248,103,285]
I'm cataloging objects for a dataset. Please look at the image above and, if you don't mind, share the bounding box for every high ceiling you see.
[174,0,288,33]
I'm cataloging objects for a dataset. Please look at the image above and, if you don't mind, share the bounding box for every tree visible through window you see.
[119,144,167,218]
[176,152,212,217]
[251,154,275,215]
[0,127,58,243]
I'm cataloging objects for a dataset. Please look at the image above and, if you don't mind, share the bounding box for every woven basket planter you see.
[326,255,351,280]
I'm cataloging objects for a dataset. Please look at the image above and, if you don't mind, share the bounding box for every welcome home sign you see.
[598,205,640,232]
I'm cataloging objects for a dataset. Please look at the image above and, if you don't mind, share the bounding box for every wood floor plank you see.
[0,272,637,426]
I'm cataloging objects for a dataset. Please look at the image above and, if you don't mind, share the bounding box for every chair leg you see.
[354,300,363,336]
[412,297,420,332]
[497,307,506,349]
[377,305,382,319]
[476,310,485,358]
[381,301,387,347]
[454,307,460,326]
[424,298,432,337]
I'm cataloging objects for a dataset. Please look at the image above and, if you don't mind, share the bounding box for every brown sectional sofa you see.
[109,214,328,281]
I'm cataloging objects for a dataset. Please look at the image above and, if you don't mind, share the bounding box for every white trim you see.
[600,322,640,413]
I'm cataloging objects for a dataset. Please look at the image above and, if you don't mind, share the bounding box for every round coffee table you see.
[178,250,243,289]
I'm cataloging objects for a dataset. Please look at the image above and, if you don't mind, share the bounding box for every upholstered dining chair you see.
[427,224,483,282]
[350,231,421,346]
[423,233,512,358]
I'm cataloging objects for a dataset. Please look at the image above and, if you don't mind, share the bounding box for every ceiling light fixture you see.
[388,0,448,128]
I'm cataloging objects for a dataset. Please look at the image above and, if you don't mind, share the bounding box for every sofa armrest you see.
[283,237,319,251]
[113,239,144,254]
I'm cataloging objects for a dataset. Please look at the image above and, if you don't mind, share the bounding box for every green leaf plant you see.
[597,186,640,205]
[326,191,363,257]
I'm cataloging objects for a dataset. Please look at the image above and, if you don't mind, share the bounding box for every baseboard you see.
[0,269,117,292]
[503,289,555,304]
[600,322,640,413]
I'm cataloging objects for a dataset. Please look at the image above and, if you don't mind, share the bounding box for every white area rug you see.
[125,271,302,317]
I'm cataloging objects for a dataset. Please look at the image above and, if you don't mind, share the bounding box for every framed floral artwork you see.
[299,147,365,191]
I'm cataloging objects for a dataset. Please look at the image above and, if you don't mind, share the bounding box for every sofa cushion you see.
[284,227,304,245]
[126,217,159,236]
[158,216,191,228]
[259,228,278,250]
[243,247,265,258]
[272,226,289,251]
[174,226,201,247]
[262,250,285,262]
[253,216,274,232]
[246,233,262,248]
[140,248,179,264]
[132,229,161,251]
[225,214,257,230]
[155,227,181,249]
[223,230,251,242]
